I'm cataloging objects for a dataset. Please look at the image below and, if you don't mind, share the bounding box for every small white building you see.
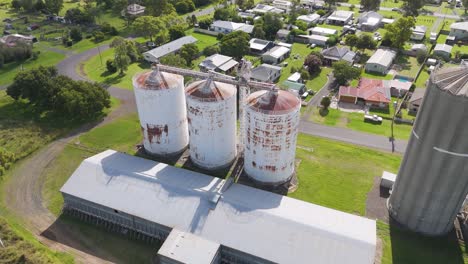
[250,4,284,14]
[297,14,321,25]
[410,44,427,56]
[126,4,145,16]
[433,44,453,60]
[365,49,397,75]
[198,54,238,73]
[326,10,354,25]
[143,36,197,62]
[249,38,275,54]
[358,11,383,31]
[287,72,302,83]
[411,26,427,41]
[449,22,468,40]
[308,26,338,36]
[297,34,329,46]
[276,29,290,40]
[210,20,254,34]
[272,0,293,12]
[262,46,291,64]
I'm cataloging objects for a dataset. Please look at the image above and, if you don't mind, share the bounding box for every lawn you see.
[394,55,421,79]
[414,66,430,88]
[0,47,66,86]
[188,30,219,50]
[309,107,413,140]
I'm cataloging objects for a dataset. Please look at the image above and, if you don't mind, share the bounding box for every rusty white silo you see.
[244,89,301,184]
[388,65,468,236]
[185,78,237,170]
[132,66,189,156]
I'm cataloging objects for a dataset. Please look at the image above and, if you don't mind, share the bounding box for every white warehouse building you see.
[61,150,377,264]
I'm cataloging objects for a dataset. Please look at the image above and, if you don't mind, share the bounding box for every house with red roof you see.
[338,78,392,109]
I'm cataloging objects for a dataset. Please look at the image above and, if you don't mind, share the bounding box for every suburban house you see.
[365,49,397,75]
[276,29,290,40]
[250,4,284,14]
[143,36,197,62]
[297,14,321,25]
[282,80,306,96]
[126,4,145,16]
[287,72,302,83]
[297,34,329,46]
[411,26,427,41]
[0,34,37,46]
[238,12,256,19]
[198,54,238,74]
[321,46,356,65]
[262,46,291,64]
[250,64,282,82]
[249,38,275,54]
[433,44,453,60]
[272,0,293,12]
[358,11,383,31]
[408,88,426,115]
[449,22,468,40]
[326,10,354,25]
[210,20,254,34]
[308,27,337,36]
[338,78,391,109]
[277,42,292,49]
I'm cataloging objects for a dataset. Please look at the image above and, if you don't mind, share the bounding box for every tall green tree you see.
[45,0,63,14]
[179,43,199,66]
[304,53,323,75]
[332,61,361,85]
[252,25,266,39]
[345,34,359,50]
[383,16,415,50]
[160,54,188,68]
[356,34,377,51]
[169,25,186,41]
[110,37,131,74]
[220,31,250,59]
[401,0,423,16]
[132,16,167,42]
[360,0,379,11]
[263,13,284,40]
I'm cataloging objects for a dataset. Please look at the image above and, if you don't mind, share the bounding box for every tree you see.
[463,0,468,13]
[160,54,188,68]
[111,37,131,74]
[320,96,331,110]
[220,31,250,59]
[360,0,379,11]
[203,45,220,56]
[132,16,166,42]
[106,59,117,73]
[169,25,186,41]
[324,0,335,8]
[175,0,195,14]
[186,14,197,27]
[263,13,284,40]
[45,0,63,14]
[34,0,46,11]
[237,0,254,10]
[145,0,175,16]
[179,43,199,66]
[294,20,308,31]
[416,50,426,64]
[69,27,82,42]
[11,0,21,10]
[332,61,361,85]
[345,34,359,50]
[304,53,322,75]
[401,0,423,16]
[356,34,376,51]
[252,25,266,39]
[383,17,415,50]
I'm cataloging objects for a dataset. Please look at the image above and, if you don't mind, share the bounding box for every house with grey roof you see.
[326,10,354,25]
[433,44,452,60]
[250,63,282,82]
[249,38,275,54]
[297,14,321,25]
[126,3,145,16]
[408,88,426,115]
[143,36,197,62]
[262,45,291,64]
[449,22,468,40]
[358,11,383,31]
[250,4,284,14]
[411,26,427,41]
[210,20,254,34]
[276,29,290,41]
[365,49,397,75]
[321,46,356,65]
[198,54,238,74]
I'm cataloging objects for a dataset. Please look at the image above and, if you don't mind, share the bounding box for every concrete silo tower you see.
[133,66,189,156]
[388,65,468,236]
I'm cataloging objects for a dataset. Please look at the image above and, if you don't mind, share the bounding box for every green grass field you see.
[0,47,66,86]
[395,55,421,78]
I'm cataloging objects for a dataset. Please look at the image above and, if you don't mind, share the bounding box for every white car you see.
[364,114,383,124]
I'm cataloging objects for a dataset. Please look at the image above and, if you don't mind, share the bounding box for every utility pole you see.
[97,45,103,66]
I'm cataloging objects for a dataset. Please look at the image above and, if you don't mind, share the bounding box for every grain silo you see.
[185,78,237,170]
[388,65,468,236]
[244,89,301,184]
[133,66,189,156]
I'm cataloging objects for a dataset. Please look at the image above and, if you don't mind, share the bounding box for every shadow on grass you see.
[41,214,157,264]
[388,219,465,264]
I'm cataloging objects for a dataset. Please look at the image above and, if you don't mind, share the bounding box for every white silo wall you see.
[388,66,468,236]
[186,80,237,170]
[244,90,301,184]
[133,70,189,156]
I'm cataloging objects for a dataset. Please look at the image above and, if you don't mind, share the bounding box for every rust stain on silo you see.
[146,124,169,144]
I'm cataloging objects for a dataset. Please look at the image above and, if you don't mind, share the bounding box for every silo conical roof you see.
[431,65,468,97]
[134,65,181,90]
[185,78,236,102]
[246,89,301,114]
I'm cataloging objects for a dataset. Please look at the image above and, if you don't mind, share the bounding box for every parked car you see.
[301,92,309,99]
[307,89,315,95]
[364,114,383,124]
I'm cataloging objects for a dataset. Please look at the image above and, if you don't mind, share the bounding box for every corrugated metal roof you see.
[366,49,396,68]
[263,46,290,59]
[143,36,197,60]
[450,21,468,31]
[431,65,468,97]
[61,150,377,264]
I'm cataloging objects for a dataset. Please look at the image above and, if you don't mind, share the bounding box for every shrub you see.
[31,51,40,60]
[203,45,220,56]
[69,27,82,42]
[106,59,117,73]
[317,10,326,16]
[93,31,105,42]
